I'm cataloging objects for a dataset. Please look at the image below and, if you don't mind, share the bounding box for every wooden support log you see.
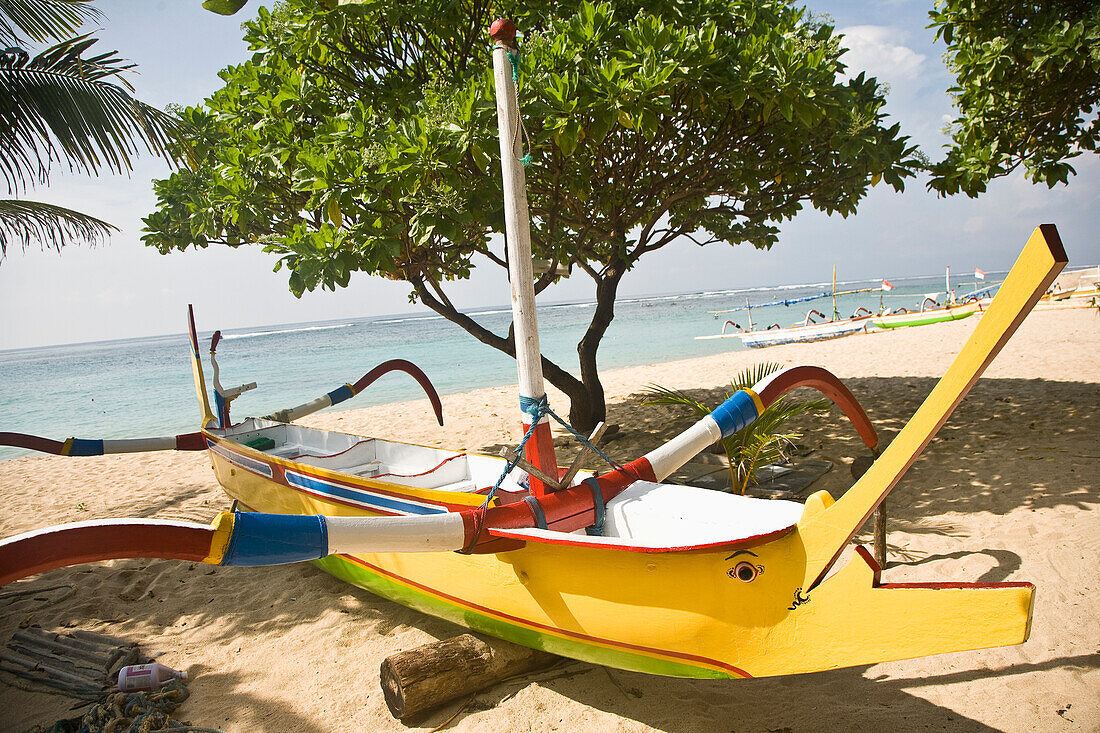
[500,448,561,490]
[851,453,887,569]
[379,634,558,721]
[873,504,888,569]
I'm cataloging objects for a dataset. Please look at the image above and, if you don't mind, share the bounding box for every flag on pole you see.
[881,279,894,291]
[974,268,986,280]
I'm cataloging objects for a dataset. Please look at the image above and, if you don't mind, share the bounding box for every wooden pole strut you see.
[559,421,607,488]
[490,18,558,496]
[500,447,561,491]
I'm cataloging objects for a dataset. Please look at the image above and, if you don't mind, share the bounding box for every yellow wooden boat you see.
[0,22,1062,680]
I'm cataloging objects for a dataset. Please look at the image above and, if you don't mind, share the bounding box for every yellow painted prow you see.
[797,224,1067,589]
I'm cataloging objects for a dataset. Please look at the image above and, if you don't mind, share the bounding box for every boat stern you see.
[748,544,1034,677]
[187,305,217,429]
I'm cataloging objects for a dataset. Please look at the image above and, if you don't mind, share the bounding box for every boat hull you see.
[871,302,979,329]
[208,438,763,677]
[740,318,870,348]
[204,430,1032,679]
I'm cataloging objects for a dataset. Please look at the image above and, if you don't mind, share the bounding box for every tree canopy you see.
[927,0,1100,196]
[145,0,920,430]
[0,0,179,259]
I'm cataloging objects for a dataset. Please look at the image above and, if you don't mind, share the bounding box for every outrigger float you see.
[0,21,1064,679]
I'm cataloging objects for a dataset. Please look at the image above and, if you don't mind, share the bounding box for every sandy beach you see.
[0,307,1096,732]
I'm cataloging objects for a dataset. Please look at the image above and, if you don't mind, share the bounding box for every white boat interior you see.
[212,419,804,547]
[214,418,528,494]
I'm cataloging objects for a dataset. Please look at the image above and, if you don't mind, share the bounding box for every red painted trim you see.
[0,432,65,455]
[0,523,213,585]
[208,437,475,513]
[340,553,752,678]
[757,366,878,451]
[851,545,1033,590]
[486,524,796,553]
[174,432,207,451]
[878,581,1035,590]
[278,438,374,462]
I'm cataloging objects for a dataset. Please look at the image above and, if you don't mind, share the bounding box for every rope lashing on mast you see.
[504,48,533,167]
[481,394,622,508]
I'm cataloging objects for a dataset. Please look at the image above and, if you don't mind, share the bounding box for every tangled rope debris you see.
[39,679,223,733]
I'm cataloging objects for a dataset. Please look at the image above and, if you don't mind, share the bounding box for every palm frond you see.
[0,34,179,193]
[0,0,99,45]
[643,362,833,493]
[639,384,711,421]
[729,362,784,391]
[0,197,116,257]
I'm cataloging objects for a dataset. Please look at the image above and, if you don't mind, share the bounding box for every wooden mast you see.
[490,19,558,495]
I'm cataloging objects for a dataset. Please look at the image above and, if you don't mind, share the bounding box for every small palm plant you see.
[642,363,830,494]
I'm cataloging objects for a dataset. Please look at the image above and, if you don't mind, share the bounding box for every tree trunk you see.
[411,276,611,433]
[571,264,625,431]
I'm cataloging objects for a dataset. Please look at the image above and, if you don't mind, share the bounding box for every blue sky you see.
[1,0,1097,349]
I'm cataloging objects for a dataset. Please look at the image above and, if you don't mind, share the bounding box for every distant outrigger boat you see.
[697,307,874,348]
[0,21,1065,680]
[871,299,981,329]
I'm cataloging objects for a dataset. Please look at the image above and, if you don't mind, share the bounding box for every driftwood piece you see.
[0,650,104,690]
[380,633,558,720]
[13,629,116,667]
[1,627,141,699]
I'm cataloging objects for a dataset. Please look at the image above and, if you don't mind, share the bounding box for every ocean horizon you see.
[0,271,994,459]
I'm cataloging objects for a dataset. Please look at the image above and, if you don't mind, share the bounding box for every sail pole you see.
[832,265,838,320]
[490,19,558,495]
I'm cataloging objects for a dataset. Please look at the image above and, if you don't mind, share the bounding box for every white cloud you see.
[839,25,926,81]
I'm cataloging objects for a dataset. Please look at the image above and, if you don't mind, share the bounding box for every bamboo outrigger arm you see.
[260,359,444,426]
[0,430,207,457]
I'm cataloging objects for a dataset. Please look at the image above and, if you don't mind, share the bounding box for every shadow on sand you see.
[1,375,1096,730]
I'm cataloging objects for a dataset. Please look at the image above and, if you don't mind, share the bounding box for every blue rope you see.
[480,394,621,508]
[505,49,533,168]
[506,49,521,84]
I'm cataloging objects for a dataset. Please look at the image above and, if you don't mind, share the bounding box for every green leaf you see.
[326,197,342,228]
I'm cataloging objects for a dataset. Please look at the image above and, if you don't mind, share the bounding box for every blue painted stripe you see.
[69,438,104,456]
[284,470,447,516]
[709,391,760,438]
[326,384,354,406]
[210,442,274,478]
[221,511,328,566]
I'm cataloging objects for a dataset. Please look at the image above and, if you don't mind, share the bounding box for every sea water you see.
[0,274,976,460]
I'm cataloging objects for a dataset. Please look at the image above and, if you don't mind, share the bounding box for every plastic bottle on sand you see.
[117,662,187,692]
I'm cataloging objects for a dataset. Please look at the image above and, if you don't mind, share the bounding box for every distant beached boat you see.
[696,307,874,348]
[871,300,981,329]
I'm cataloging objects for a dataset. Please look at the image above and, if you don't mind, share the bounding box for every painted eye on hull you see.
[729,561,762,582]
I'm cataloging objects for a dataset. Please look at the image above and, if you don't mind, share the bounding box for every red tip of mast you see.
[490,18,517,45]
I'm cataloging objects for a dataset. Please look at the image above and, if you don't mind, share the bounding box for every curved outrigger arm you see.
[261,359,444,426]
[0,431,207,457]
[189,306,444,429]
